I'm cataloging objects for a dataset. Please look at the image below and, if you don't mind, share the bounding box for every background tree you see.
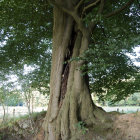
[0,87,7,122]
[0,86,22,122]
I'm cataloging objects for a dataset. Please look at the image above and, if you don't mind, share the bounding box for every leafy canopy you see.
[0,0,140,102]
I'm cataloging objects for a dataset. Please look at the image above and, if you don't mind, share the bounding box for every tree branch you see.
[105,0,135,18]
[82,0,101,14]
[48,0,73,16]
[75,0,85,10]
[48,0,89,35]
[89,0,104,32]
[97,0,104,14]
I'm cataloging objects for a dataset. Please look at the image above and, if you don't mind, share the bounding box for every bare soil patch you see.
[0,111,140,140]
[112,112,140,140]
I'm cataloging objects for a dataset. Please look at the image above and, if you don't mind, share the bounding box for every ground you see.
[0,111,46,140]
[112,112,140,140]
[35,111,140,140]
[0,110,140,140]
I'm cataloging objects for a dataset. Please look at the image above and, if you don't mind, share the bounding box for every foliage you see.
[83,44,140,102]
[0,0,52,96]
[79,0,140,102]
[0,111,46,140]
[110,92,140,106]
[0,87,22,106]
[5,92,23,106]
[0,0,140,103]
[76,121,88,135]
[0,0,52,69]
[0,110,46,128]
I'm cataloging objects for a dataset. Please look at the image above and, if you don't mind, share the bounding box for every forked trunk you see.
[39,6,110,140]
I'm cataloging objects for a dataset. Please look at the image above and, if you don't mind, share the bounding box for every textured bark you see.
[33,0,136,139]
[40,2,110,140]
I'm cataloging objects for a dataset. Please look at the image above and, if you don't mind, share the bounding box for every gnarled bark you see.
[34,0,136,139]
[38,5,110,140]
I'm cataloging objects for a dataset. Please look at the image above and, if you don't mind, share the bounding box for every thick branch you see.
[83,0,101,14]
[48,0,73,15]
[97,0,104,14]
[48,0,88,35]
[75,0,85,10]
[105,0,135,18]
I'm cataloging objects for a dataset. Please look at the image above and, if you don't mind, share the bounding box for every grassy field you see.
[0,106,47,119]
[0,106,140,120]
[103,106,140,113]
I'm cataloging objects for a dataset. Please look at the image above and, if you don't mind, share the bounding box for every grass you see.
[0,111,46,129]
[103,106,140,114]
[0,111,46,140]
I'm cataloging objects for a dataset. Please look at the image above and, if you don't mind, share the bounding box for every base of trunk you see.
[35,105,113,140]
[41,88,112,140]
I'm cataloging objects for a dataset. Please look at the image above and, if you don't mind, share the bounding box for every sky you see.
[6,64,36,90]
[127,46,140,66]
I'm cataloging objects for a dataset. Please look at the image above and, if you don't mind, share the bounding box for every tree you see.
[0,87,7,122]
[0,0,140,139]
[42,1,139,140]
[0,87,21,122]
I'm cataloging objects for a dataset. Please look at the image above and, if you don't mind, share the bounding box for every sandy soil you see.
[35,112,140,140]
[0,111,140,140]
[112,112,140,140]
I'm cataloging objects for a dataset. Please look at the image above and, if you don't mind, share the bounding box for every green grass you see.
[0,111,46,129]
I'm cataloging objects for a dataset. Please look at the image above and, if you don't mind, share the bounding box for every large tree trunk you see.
[38,4,110,140]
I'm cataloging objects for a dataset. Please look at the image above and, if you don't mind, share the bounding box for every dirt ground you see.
[111,112,140,140]
[0,112,140,140]
[35,112,140,140]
